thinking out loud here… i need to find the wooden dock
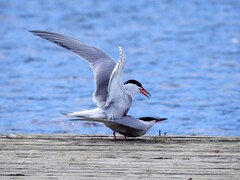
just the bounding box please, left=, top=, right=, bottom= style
left=0, top=134, right=239, bottom=179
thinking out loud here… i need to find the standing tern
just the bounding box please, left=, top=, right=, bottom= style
left=30, top=30, right=151, bottom=120
left=70, top=116, right=167, bottom=138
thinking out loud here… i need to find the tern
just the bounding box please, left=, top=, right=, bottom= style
left=70, top=116, right=167, bottom=138
left=30, top=30, right=151, bottom=120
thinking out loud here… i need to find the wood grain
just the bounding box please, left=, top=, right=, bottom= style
left=0, top=135, right=239, bottom=179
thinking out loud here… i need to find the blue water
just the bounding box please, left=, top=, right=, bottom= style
left=0, top=0, right=239, bottom=136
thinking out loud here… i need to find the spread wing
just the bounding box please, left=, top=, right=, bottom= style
left=105, top=46, right=127, bottom=107
left=30, top=30, right=116, bottom=107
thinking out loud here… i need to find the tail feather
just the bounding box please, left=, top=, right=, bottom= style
left=65, top=108, right=106, bottom=120
left=69, top=117, right=110, bottom=124
left=57, top=101, right=86, bottom=111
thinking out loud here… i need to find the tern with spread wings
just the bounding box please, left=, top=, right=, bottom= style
left=30, top=31, right=151, bottom=120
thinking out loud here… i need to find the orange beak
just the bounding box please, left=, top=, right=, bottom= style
left=139, top=88, right=151, bottom=98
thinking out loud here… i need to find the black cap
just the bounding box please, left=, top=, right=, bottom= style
left=124, top=79, right=143, bottom=88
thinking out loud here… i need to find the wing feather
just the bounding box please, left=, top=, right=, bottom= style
left=30, top=30, right=116, bottom=106
left=105, top=46, right=127, bottom=106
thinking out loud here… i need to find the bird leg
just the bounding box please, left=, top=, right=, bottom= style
left=113, top=132, right=117, bottom=140
left=113, top=132, right=127, bottom=140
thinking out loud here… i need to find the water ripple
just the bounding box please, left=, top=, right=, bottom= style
left=0, top=0, right=239, bottom=136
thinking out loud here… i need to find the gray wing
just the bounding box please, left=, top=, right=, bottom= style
left=105, top=46, right=127, bottom=106
left=69, top=116, right=145, bottom=131
left=115, top=116, right=146, bottom=131
left=30, top=30, right=116, bottom=107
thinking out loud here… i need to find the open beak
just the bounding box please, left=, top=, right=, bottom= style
left=139, top=88, right=151, bottom=98
left=155, top=118, right=168, bottom=122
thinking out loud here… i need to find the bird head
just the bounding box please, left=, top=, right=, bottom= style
left=124, top=80, right=151, bottom=98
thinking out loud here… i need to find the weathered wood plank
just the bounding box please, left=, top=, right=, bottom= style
left=0, top=135, right=239, bottom=179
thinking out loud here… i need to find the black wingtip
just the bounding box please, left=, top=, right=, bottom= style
left=29, top=30, right=42, bottom=36
left=29, top=30, right=38, bottom=34
left=29, top=30, right=45, bottom=35
left=61, top=112, right=69, bottom=116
